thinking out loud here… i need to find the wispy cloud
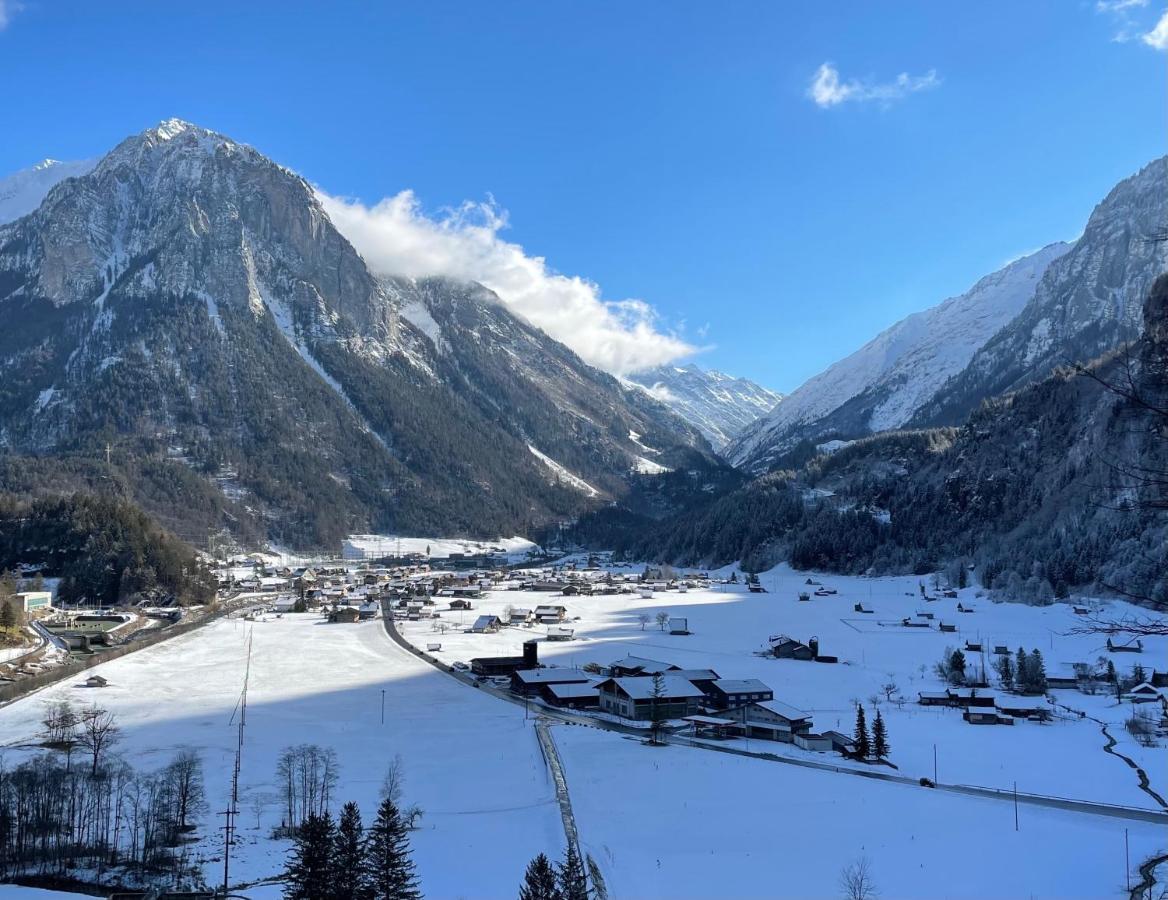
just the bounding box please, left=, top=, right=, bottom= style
left=0, top=1, right=19, bottom=30
left=1143, top=8, right=1168, bottom=47
left=317, top=190, right=694, bottom=376
left=807, top=62, right=940, bottom=109
left=1094, top=0, right=1168, bottom=45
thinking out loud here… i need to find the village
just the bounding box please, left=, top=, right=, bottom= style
left=1, top=541, right=1166, bottom=899
left=196, top=546, right=1168, bottom=804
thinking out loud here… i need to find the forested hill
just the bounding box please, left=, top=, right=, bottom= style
left=0, top=493, right=217, bottom=607
left=614, top=276, right=1168, bottom=605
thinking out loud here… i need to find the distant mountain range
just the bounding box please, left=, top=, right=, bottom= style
left=0, top=158, right=94, bottom=225
left=728, top=157, right=1167, bottom=473
left=625, top=363, right=782, bottom=449
left=0, top=120, right=723, bottom=549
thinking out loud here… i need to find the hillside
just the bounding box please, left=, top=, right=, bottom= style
left=731, top=157, right=1167, bottom=473
left=0, top=121, right=718, bottom=549
left=621, top=276, right=1168, bottom=603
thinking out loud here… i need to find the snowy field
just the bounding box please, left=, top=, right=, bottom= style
left=0, top=615, right=564, bottom=898
left=557, top=726, right=1163, bottom=900
left=399, top=563, right=1168, bottom=807
left=1, top=562, right=1165, bottom=898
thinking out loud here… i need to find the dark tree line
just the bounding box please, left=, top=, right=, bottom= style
left=282, top=798, right=421, bottom=900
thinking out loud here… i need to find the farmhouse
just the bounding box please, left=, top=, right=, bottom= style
left=704, top=678, right=774, bottom=710
left=543, top=681, right=601, bottom=709
left=608, top=656, right=681, bottom=677
left=510, top=668, right=590, bottom=697
left=328, top=606, right=361, bottom=623
left=596, top=676, right=704, bottom=720
left=713, top=699, right=813, bottom=743
left=534, top=605, right=568, bottom=623
left=769, top=636, right=814, bottom=660
left=470, top=641, right=539, bottom=677
left=964, top=707, right=1010, bottom=726
left=448, top=598, right=474, bottom=611
left=471, top=615, right=502, bottom=634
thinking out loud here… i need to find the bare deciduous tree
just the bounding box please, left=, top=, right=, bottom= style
left=839, top=855, right=879, bottom=900
left=77, top=706, right=120, bottom=776
left=655, top=610, right=670, bottom=631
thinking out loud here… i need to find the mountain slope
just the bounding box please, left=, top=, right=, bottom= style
left=0, top=159, right=95, bottom=225
left=625, top=276, right=1168, bottom=603
left=912, top=156, right=1168, bottom=427
left=625, top=363, right=783, bottom=449
left=0, top=120, right=714, bottom=548
left=727, top=242, right=1071, bottom=472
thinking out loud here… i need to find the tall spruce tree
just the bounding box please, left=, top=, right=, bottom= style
left=519, top=852, right=562, bottom=900
left=1015, top=648, right=1030, bottom=692
left=853, top=705, right=870, bottom=759
left=994, top=653, right=1014, bottom=691
left=557, top=844, right=589, bottom=900
left=1027, top=649, right=1047, bottom=693
left=331, top=801, right=369, bottom=900
left=364, top=798, right=422, bottom=900
left=283, top=811, right=336, bottom=900
left=871, top=709, right=889, bottom=760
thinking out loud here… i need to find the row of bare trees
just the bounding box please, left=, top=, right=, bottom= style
left=0, top=715, right=206, bottom=883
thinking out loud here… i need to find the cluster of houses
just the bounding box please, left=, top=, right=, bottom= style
left=490, top=649, right=851, bottom=754
left=918, top=687, right=1053, bottom=725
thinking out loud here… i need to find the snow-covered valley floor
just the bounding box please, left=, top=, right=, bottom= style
left=1, top=563, right=1165, bottom=898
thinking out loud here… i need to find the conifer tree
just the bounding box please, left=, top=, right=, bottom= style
left=557, top=844, right=589, bottom=900
left=871, top=709, right=889, bottom=761
left=284, top=811, right=336, bottom=900
left=519, top=853, right=562, bottom=900
left=0, top=599, right=14, bottom=632
left=1132, top=663, right=1147, bottom=686
left=948, top=649, right=966, bottom=684
left=331, top=801, right=369, bottom=900
left=1027, top=649, right=1047, bottom=693
left=853, top=705, right=870, bottom=759
left=1015, top=648, right=1030, bottom=692
left=994, top=652, right=1014, bottom=690
left=364, top=798, right=422, bottom=900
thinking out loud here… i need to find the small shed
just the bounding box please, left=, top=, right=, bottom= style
left=85, top=674, right=108, bottom=688
left=793, top=732, right=833, bottom=751
left=668, top=617, right=690, bottom=635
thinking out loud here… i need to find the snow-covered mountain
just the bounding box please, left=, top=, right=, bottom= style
left=0, top=158, right=94, bottom=225
left=727, top=242, right=1071, bottom=471
left=626, top=363, right=783, bottom=449
left=912, top=156, right=1168, bottom=427
left=0, top=120, right=717, bottom=548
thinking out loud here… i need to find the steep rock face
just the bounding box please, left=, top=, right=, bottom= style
left=727, top=242, right=1070, bottom=471
left=0, top=121, right=715, bottom=547
left=383, top=275, right=719, bottom=496
left=625, top=363, right=783, bottom=449
left=913, top=157, right=1168, bottom=427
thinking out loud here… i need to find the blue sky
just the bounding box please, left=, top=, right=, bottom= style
left=0, top=0, right=1164, bottom=389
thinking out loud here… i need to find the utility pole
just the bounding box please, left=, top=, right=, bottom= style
left=381, top=689, right=386, bottom=726
left=1013, top=781, right=1018, bottom=831
left=1125, top=828, right=1130, bottom=893
left=933, top=743, right=938, bottom=783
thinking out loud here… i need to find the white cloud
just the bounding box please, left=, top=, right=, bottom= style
left=317, top=190, right=694, bottom=376
left=0, top=1, right=16, bottom=30
left=1096, top=0, right=1147, bottom=11
left=807, top=62, right=940, bottom=109
left=1143, top=8, right=1168, bottom=47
